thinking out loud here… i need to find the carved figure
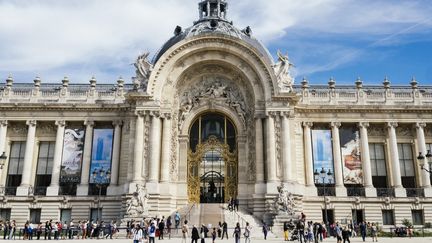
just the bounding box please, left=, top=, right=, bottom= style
left=272, top=184, right=296, bottom=215
left=133, top=52, right=153, bottom=91
left=126, top=184, right=149, bottom=217
left=273, top=50, right=294, bottom=92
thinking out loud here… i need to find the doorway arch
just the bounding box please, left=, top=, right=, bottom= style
left=187, top=113, right=238, bottom=203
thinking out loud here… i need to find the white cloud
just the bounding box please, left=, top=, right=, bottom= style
left=0, top=0, right=430, bottom=83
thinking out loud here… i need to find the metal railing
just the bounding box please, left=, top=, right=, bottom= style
left=406, top=188, right=425, bottom=197
left=317, top=187, right=336, bottom=196
left=184, top=203, right=196, bottom=222
left=4, top=187, right=17, bottom=196
left=347, top=187, right=366, bottom=197
left=59, top=185, right=77, bottom=196
left=376, top=188, right=395, bottom=197
left=33, top=187, right=47, bottom=196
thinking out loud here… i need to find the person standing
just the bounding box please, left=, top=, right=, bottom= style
left=200, top=224, right=207, bottom=243
left=244, top=222, right=251, bottom=243
left=191, top=225, right=200, bottom=243
left=342, top=226, right=350, bottom=243
left=359, top=221, right=366, bottom=242
left=283, top=221, right=289, bottom=241
left=166, top=216, right=172, bottom=239
left=297, top=220, right=305, bottom=243
left=36, top=222, right=42, bottom=240
left=233, top=222, right=241, bottom=243
left=211, top=228, right=217, bottom=243
left=181, top=220, right=189, bottom=243
left=132, top=224, right=143, bottom=243
left=222, top=221, right=228, bottom=239
left=371, top=223, right=378, bottom=242
left=158, top=217, right=165, bottom=240
left=262, top=222, right=269, bottom=240
left=148, top=222, right=156, bottom=243
left=234, top=198, right=239, bottom=212
left=335, top=224, right=342, bottom=243
left=3, top=221, right=9, bottom=239
left=9, top=220, right=16, bottom=240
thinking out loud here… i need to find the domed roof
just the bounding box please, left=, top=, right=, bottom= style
left=152, top=0, right=273, bottom=65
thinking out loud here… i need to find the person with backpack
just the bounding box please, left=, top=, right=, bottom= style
left=148, top=222, right=156, bottom=243
left=181, top=220, right=189, bottom=243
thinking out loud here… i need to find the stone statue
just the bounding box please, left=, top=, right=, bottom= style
left=273, top=50, right=294, bottom=92
left=126, top=184, right=149, bottom=217
left=272, top=183, right=296, bottom=215
left=133, top=52, right=153, bottom=91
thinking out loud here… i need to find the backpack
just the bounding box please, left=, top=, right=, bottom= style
left=150, top=226, right=155, bottom=234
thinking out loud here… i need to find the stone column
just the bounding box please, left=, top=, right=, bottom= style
left=358, top=122, right=376, bottom=197
left=160, top=113, right=172, bottom=184
left=303, top=122, right=316, bottom=192
left=17, top=120, right=37, bottom=196
left=133, top=112, right=145, bottom=183
left=107, top=120, right=122, bottom=195
left=331, top=122, right=347, bottom=196
left=415, top=123, right=432, bottom=196
left=281, top=112, right=293, bottom=183
left=0, top=120, right=8, bottom=188
left=148, top=111, right=162, bottom=186
left=266, top=113, right=277, bottom=183
left=387, top=122, right=406, bottom=197
left=255, top=117, right=265, bottom=184
left=77, top=120, right=94, bottom=196
left=46, top=120, right=66, bottom=196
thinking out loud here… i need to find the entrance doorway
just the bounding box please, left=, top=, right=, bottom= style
left=352, top=209, right=364, bottom=224
left=187, top=113, right=237, bottom=203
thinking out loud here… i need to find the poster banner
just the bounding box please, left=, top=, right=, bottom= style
left=60, top=128, right=85, bottom=183
left=89, top=129, right=114, bottom=184
left=311, top=130, right=335, bottom=183
left=340, top=126, right=363, bottom=184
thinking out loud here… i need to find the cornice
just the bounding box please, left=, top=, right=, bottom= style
left=294, top=105, right=432, bottom=114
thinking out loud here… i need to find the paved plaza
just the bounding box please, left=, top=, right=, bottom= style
left=1, top=238, right=432, bottom=243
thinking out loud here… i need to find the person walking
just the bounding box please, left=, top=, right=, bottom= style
left=244, top=222, right=251, bottom=243
left=36, top=222, right=42, bottom=240
left=342, top=226, right=350, bottom=243
left=181, top=220, right=189, bottom=243
left=191, top=225, right=200, bottom=243
left=9, top=220, right=16, bottom=240
left=175, top=211, right=181, bottom=229
left=335, top=224, right=342, bottom=243
left=158, top=217, right=165, bottom=240
left=132, top=224, right=143, bottom=243
left=211, top=228, right=217, bottom=243
left=200, top=224, right=207, bottom=243
left=166, top=216, right=172, bottom=239
left=297, top=220, right=305, bottom=243
left=233, top=222, right=241, bottom=243
left=283, top=221, right=289, bottom=241
left=359, top=221, right=366, bottom=242
left=222, top=221, right=228, bottom=239
left=371, top=223, right=378, bottom=242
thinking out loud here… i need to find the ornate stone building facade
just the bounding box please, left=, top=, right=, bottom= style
left=0, top=0, right=431, bottom=228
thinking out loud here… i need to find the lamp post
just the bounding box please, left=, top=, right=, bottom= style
left=314, top=167, right=333, bottom=226
left=0, top=152, right=7, bottom=169
left=417, top=150, right=432, bottom=174
left=92, top=168, right=111, bottom=221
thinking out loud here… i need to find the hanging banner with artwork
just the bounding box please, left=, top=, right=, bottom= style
left=311, top=130, right=335, bottom=183
left=339, top=126, right=363, bottom=184
left=60, top=128, right=85, bottom=183
left=89, top=128, right=114, bottom=184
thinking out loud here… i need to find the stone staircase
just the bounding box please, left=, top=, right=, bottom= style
left=198, top=203, right=225, bottom=228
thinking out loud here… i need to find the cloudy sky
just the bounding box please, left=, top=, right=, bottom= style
left=0, top=0, right=431, bottom=86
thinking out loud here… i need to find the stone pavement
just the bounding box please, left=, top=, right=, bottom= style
left=2, top=237, right=432, bottom=243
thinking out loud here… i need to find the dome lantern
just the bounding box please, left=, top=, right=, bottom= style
left=198, top=0, right=228, bottom=21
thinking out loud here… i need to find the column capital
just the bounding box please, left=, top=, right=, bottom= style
left=387, top=122, right=398, bottom=128
left=302, top=122, right=313, bottom=128
left=254, top=114, right=266, bottom=120
left=84, top=120, right=95, bottom=127
left=281, top=110, right=294, bottom=118
left=112, top=120, right=123, bottom=127
left=26, top=120, right=37, bottom=127
left=266, top=111, right=278, bottom=118
left=0, top=120, right=8, bottom=127
left=150, top=111, right=160, bottom=118
left=415, top=122, right=427, bottom=129
left=55, top=120, right=66, bottom=127
left=161, top=113, right=172, bottom=120
left=358, top=122, right=370, bottom=129
left=330, top=122, right=341, bottom=128
left=135, top=110, right=148, bottom=117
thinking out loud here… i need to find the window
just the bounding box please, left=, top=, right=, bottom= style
left=370, top=143, right=388, bottom=188
left=382, top=210, right=395, bottom=225
left=35, top=142, right=55, bottom=187
left=322, top=209, right=334, bottom=224
left=0, top=209, right=11, bottom=221
left=60, top=209, right=72, bottom=223
left=412, top=210, right=424, bottom=225
left=6, top=142, right=26, bottom=189
left=29, top=209, right=41, bottom=224
left=398, top=144, right=416, bottom=188
left=90, top=208, right=102, bottom=221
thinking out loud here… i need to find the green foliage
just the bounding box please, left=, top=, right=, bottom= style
left=402, top=218, right=413, bottom=227
left=424, top=222, right=432, bottom=228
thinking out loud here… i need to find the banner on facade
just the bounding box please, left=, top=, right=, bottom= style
left=60, top=128, right=85, bottom=183
left=89, top=129, right=114, bottom=184
left=311, top=130, right=335, bottom=183
left=339, top=126, right=363, bottom=184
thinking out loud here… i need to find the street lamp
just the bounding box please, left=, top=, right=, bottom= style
left=0, top=152, right=7, bottom=169
left=314, top=167, right=333, bottom=226
left=417, top=150, right=432, bottom=174
left=92, top=168, right=111, bottom=221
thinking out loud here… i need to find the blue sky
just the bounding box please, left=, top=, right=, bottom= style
left=0, top=0, right=431, bottom=86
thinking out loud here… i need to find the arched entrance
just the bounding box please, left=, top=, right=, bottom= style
left=187, top=113, right=238, bottom=203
